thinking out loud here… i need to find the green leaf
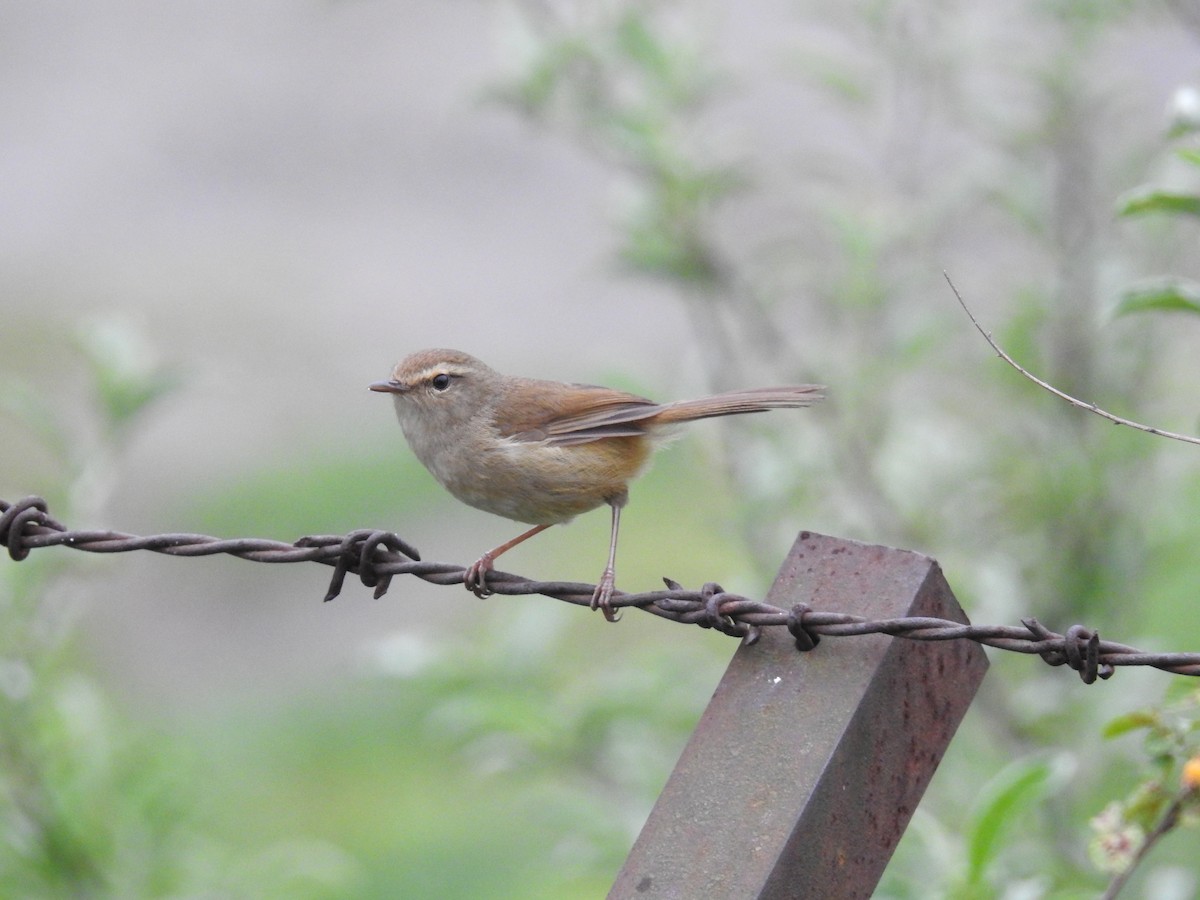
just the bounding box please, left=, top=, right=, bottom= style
left=616, top=12, right=672, bottom=82
left=1117, top=189, right=1200, bottom=218
left=1164, top=679, right=1200, bottom=706
left=74, top=318, right=182, bottom=436
left=1177, top=148, right=1200, bottom=168
left=964, top=758, right=1054, bottom=885
left=1123, top=780, right=1172, bottom=832
left=1103, top=710, right=1161, bottom=739
left=1114, top=279, right=1200, bottom=317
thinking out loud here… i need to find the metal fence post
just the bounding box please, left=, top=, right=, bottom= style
left=609, top=531, right=989, bottom=899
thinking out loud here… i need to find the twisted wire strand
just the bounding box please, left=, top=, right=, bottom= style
left=4, top=496, right=1198, bottom=683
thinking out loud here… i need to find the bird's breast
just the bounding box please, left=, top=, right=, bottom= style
left=438, top=435, right=653, bottom=525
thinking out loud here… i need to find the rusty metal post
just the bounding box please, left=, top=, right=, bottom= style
left=609, top=532, right=989, bottom=900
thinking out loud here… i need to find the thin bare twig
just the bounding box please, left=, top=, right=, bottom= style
left=944, top=272, right=1200, bottom=447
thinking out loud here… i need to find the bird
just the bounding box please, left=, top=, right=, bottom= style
left=370, top=349, right=823, bottom=621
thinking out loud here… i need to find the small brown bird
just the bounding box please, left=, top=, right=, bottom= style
left=371, top=349, right=823, bottom=621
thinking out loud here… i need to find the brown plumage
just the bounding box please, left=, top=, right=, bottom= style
left=371, top=349, right=823, bottom=620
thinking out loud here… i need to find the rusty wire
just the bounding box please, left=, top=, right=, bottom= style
left=3, top=495, right=1198, bottom=683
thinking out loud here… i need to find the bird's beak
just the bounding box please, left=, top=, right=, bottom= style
left=369, top=380, right=408, bottom=394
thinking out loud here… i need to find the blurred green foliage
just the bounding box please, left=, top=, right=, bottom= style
left=0, top=322, right=351, bottom=897
left=1087, top=683, right=1200, bottom=887
left=183, top=605, right=725, bottom=898
left=1117, top=116, right=1200, bottom=320
left=495, top=5, right=738, bottom=290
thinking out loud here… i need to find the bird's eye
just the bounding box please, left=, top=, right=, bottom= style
left=431, top=373, right=452, bottom=391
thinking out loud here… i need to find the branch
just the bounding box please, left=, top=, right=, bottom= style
left=1100, top=787, right=1192, bottom=900
left=944, top=272, right=1200, bottom=447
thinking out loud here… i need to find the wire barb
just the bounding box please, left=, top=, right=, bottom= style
left=3, top=495, right=1198, bottom=682
left=788, top=604, right=821, bottom=651
left=294, top=529, right=422, bottom=602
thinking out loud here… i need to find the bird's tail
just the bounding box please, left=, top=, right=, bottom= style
left=653, top=385, right=825, bottom=424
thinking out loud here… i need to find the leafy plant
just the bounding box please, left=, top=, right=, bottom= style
left=1090, top=685, right=1200, bottom=895
left=1116, top=87, right=1200, bottom=319
left=0, top=320, right=350, bottom=898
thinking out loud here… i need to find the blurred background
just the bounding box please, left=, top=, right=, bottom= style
left=3, top=0, right=1200, bottom=896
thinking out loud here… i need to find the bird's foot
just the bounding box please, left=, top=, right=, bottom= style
left=464, top=553, right=495, bottom=599
left=590, top=566, right=620, bottom=622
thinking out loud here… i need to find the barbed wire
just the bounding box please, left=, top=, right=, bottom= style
left=4, top=495, right=1198, bottom=684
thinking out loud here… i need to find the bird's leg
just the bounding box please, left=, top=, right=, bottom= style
left=465, top=523, right=552, bottom=598
left=591, top=501, right=623, bottom=622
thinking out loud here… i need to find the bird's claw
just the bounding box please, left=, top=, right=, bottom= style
left=464, top=554, right=495, bottom=599
left=590, top=567, right=620, bottom=622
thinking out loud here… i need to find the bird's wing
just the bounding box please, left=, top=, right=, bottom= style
left=500, top=382, right=662, bottom=446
